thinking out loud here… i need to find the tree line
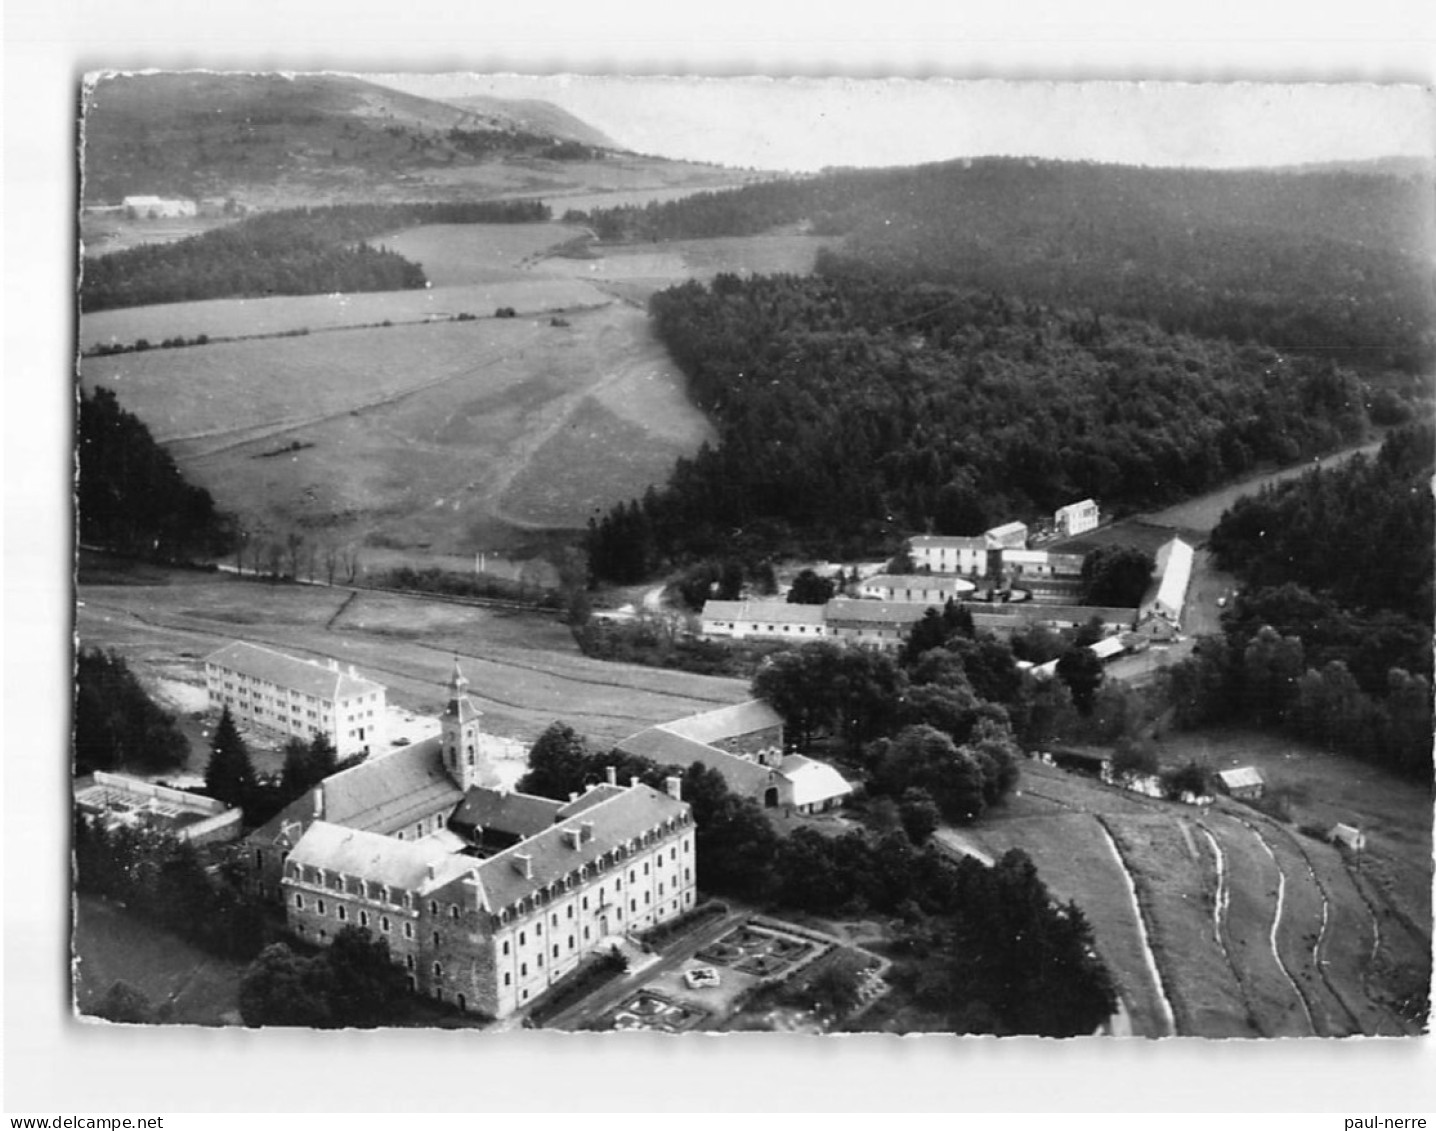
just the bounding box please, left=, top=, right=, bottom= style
left=587, top=268, right=1371, bottom=582
left=78, top=385, right=236, bottom=561
left=1164, top=425, right=1434, bottom=779
left=80, top=199, right=550, bottom=312
left=579, top=157, right=1436, bottom=375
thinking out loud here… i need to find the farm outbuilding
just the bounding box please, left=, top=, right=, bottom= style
left=1328, top=823, right=1367, bottom=853
left=1215, top=766, right=1265, bottom=801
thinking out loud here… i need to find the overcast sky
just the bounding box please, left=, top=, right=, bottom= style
left=372, top=73, right=1435, bottom=172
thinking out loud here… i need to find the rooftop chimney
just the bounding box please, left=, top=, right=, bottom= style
left=563, top=828, right=582, bottom=850
left=580, top=821, right=595, bottom=844
left=311, top=786, right=324, bottom=820
left=513, top=853, right=533, bottom=879
left=605, top=765, right=617, bottom=786
left=629, top=775, right=639, bottom=789
left=427, top=862, right=437, bottom=881
left=665, top=776, right=682, bottom=803
left=568, top=791, right=580, bottom=803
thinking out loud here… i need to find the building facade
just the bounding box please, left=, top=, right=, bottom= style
left=247, top=661, right=695, bottom=1019
left=205, top=641, right=386, bottom=758
left=908, top=535, right=988, bottom=576
left=1054, top=499, right=1100, bottom=537
left=699, top=599, right=829, bottom=642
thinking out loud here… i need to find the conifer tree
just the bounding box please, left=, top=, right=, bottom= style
left=205, top=705, right=256, bottom=810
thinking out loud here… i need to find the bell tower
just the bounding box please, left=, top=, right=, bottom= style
left=441, top=658, right=496, bottom=790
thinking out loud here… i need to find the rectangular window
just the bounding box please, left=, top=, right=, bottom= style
left=338, top=906, right=347, bottom=921
left=503, top=940, right=510, bottom=956
left=317, top=899, right=326, bottom=916
left=294, top=894, right=304, bottom=910
left=505, top=973, right=512, bottom=986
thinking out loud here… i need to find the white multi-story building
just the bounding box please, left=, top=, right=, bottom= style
left=204, top=641, right=386, bottom=758
left=908, top=535, right=988, bottom=576
left=1054, top=499, right=1100, bottom=537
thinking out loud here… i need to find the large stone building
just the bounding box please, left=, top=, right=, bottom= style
left=205, top=641, right=386, bottom=759
left=244, top=662, right=695, bottom=1019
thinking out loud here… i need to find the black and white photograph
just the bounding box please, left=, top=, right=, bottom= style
left=8, top=0, right=1436, bottom=1115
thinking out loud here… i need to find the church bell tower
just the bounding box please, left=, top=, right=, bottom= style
left=442, top=658, right=496, bottom=790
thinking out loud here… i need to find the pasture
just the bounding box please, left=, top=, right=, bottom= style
left=81, top=302, right=713, bottom=553
left=76, top=569, right=750, bottom=748
left=377, top=222, right=586, bottom=284
left=79, top=276, right=609, bottom=350
left=961, top=750, right=1429, bottom=1037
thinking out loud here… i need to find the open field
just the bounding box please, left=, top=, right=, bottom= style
left=1159, top=728, right=1432, bottom=946
left=76, top=568, right=750, bottom=748
left=961, top=749, right=1430, bottom=1037
left=82, top=301, right=714, bottom=553
left=79, top=276, right=609, bottom=349
left=375, top=222, right=589, bottom=283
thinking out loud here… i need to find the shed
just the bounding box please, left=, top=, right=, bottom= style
left=1328, top=823, right=1367, bottom=853
left=1215, top=766, right=1265, bottom=800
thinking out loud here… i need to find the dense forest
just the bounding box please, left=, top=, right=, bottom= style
left=1167, top=424, right=1434, bottom=779
left=587, top=268, right=1371, bottom=581
left=578, top=157, right=1436, bottom=375
left=74, top=648, right=189, bottom=775
left=78, top=385, right=235, bottom=560
left=80, top=199, right=549, bottom=312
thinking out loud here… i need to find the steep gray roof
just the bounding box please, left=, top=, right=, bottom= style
left=660, top=700, right=783, bottom=745
left=288, top=821, right=465, bottom=892
left=824, top=599, right=929, bottom=626
left=1217, top=767, right=1264, bottom=790
left=615, top=727, right=773, bottom=795
left=319, top=737, right=464, bottom=835
left=449, top=787, right=562, bottom=839
left=205, top=641, right=384, bottom=701
left=474, top=784, right=690, bottom=912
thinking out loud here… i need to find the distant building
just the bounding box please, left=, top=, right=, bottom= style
left=908, top=534, right=987, bottom=576
left=984, top=521, right=1029, bottom=551
left=999, top=549, right=1087, bottom=580
left=824, top=599, right=928, bottom=652
left=1054, top=499, right=1100, bottom=537
left=699, top=599, right=828, bottom=643
left=858, top=574, right=975, bottom=604
left=246, top=661, right=696, bottom=1019
left=122, top=195, right=197, bottom=218
left=616, top=700, right=852, bottom=814
left=1328, top=823, right=1367, bottom=853
left=1215, top=766, right=1265, bottom=801
left=1139, top=537, right=1195, bottom=637
left=75, top=771, right=242, bottom=846
left=204, top=641, right=386, bottom=758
